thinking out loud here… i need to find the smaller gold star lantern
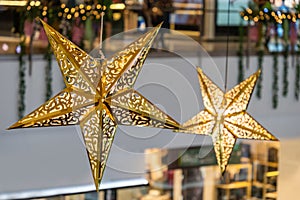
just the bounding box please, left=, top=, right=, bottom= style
left=178, top=68, right=278, bottom=173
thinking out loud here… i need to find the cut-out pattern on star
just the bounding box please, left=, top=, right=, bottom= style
left=8, top=20, right=180, bottom=190
left=177, top=68, right=278, bottom=173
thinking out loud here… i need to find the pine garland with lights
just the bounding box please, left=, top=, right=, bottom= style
left=237, top=21, right=244, bottom=83
left=45, top=44, right=52, bottom=101
left=282, top=45, right=289, bottom=97
left=272, top=52, right=279, bottom=108
left=256, top=50, right=264, bottom=99
left=295, top=53, right=300, bottom=100
left=240, top=1, right=300, bottom=107
left=18, top=10, right=26, bottom=119
left=18, top=43, right=26, bottom=119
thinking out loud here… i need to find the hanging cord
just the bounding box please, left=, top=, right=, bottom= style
left=99, top=11, right=106, bottom=60
left=224, top=0, right=231, bottom=92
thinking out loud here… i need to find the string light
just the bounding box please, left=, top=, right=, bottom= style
left=241, top=7, right=300, bottom=24
left=35, top=1, right=40, bottom=7
left=24, top=2, right=121, bottom=21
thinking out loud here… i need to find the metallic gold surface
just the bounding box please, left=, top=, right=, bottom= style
left=179, top=68, right=278, bottom=173
left=8, top=20, right=180, bottom=190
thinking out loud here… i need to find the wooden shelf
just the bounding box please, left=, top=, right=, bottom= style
left=253, top=181, right=276, bottom=190
left=216, top=181, right=251, bottom=189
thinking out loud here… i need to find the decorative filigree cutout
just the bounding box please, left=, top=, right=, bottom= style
left=178, top=68, right=278, bottom=173
left=9, top=20, right=179, bottom=190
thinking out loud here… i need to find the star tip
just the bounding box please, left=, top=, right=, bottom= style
left=256, top=69, right=262, bottom=75
left=220, top=168, right=226, bottom=176
left=196, top=67, right=203, bottom=74
left=95, top=185, right=99, bottom=192
left=39, top=18, right=46, bottom=25
left=153, top=22, right=163, bottom=31
left=7, top=123, right=20, bottom=130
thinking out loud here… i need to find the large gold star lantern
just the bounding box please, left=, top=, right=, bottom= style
left=8, top=20, right=180, bottom=190
left=178, top=68, right=278, bottom=173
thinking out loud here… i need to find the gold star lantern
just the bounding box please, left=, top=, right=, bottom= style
left=8, top=20, right=180, bottom=190
left=178, top=68, right=278, bottom=173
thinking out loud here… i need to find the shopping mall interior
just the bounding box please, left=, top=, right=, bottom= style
left=0, top=0, right=300, bottom=199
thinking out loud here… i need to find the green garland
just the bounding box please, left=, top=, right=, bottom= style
left=272, top=53, right=279, bottom=108
left=18, top=42, right=26, bottom=119
left=17, top=9, right=26, bottom=119
left=282, top=45, right=289, bottom=97
left=256, top=50, right=264, bottom=99
left=295, top=53, right=300, bottom=100
left=237, top=21, right=244, bottom=83
left=45, top=44, right=52, bottom=101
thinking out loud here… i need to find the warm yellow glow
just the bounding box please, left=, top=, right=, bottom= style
left=67, top=14, right=71, bottom=19
left=86, top=5, right=91, bottom=10
left=110, top=3, right=125, bottom=10
left=82, top=16, right=86, bottom=20
left=74, top=12, right=79, bottom=18
left=113, top=13, right=122, bottom=21
left=71, top=8, right=75, bottom=13
left=43, top=6, right=47, bottom=10
left=243, top=16, right=249, bottom=21
left=42, top=11, right=47, bottom=16
left=246, top=8, right=252, bottom=14
left=96, top=4, right=101, bottom=9
left=0, top=0, right=27, bottom=6
left=64, top=8, right=69, bottom=13
left=27, top=6, right=31, bottom=10
left=254, top=17, right=259, bottom=22
left=79, top=4, right=84, bottom=9
left=58, top=12, right=62, bottom=17
left=80, top=9, right=85, bottom=14
left=29, top=1, right=34, bottom=6
left=35, top=1, right=40, bottom=7
left=61, top=3, right=65, bottom=9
